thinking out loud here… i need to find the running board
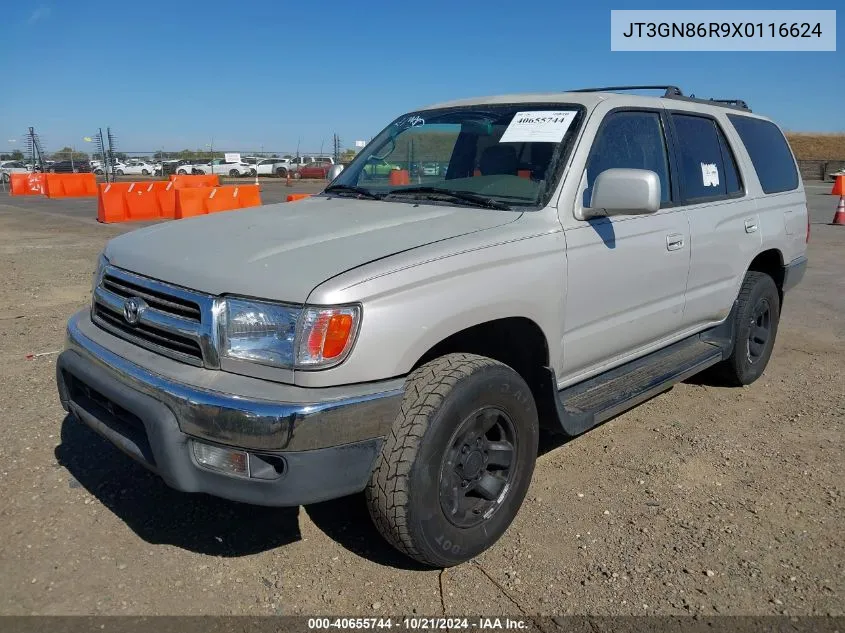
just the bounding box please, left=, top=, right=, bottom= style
left=555, top=337, right=726, bottom=436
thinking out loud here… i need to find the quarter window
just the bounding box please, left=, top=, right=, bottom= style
left=727, top=114, right=799, bottom=194
left=585, top=111, right=672, bottom=206
left=671, top=114, right=742, bottom=201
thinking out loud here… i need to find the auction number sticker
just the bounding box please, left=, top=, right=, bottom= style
left=499, top=111, right=578, bottom=143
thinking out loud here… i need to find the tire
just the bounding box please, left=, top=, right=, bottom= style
left=177, top=169, right=187, bottom=175
left=142, top=169, right=149, bottom=175
left=229, top=169, right=239, bottom=177
left=367, top=353, right=539, bottom=567
left=715, top=271, right=781, bottom=386
left=276, top=167, right=288, bottom=178
left=116, top=169, right=124, bottom=176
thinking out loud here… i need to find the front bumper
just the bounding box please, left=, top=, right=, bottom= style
left=56, top=311, right=404, bottom=506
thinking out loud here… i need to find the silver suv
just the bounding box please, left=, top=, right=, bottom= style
left=56, top=85, right=808, bottom=567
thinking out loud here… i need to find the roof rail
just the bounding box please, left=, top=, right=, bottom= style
left=707, top=98, right=751, bottom=110
left=570, top=85, right=682, bottom=98
left=568, top=85, right=752, bottom=112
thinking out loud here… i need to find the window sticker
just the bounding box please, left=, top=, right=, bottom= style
left=396, top=115, right=425, bottom=128
left=701, top=162, right=720, bottom=187
left=499, top=111, right=578, bottom=143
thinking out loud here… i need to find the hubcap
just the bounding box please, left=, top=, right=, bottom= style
left=746, top=297, right=771, bottom=363
left=439, top=407, right=517, bottom=528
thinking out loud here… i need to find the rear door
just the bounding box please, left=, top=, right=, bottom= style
left=726, top=114, right=806, bottom=267
left=561, top=108, right=691, bottom=382
left=668, top=110, right=761, bottom=330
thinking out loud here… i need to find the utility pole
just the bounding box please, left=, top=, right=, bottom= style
left=332, top=133, right=341, bottom=163
left=107, top=127, right=117, bottom=181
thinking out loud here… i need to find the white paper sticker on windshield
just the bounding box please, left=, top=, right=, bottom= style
left=701, top=162, right=720, bottom=187
left=499, top=111, right=578, bottom=143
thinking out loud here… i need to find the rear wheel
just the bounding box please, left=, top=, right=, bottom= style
left=229, top=169, right=239, bottom=177
left=367, top=353, right=538, bottom=567
left=715, top=271, right=780, bottom=386
left=177, top=169, right=187, bottom=175
left=142, top=169, right=150, bottom=175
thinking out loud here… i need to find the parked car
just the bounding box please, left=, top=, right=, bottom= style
left=297, top=161, right=334, bottom=179
left=289, top=155, right=335, bottom=172
left=173, top=160, right=207, bottom=175
left=422, top=162, right=440, bottom=176
left=254, top=158, right=294, bottom=177
left=46, top=161, right=91, bottom=173
left=93, top=162, right=125, bottom=175
left=194, top=159, right=254, bottom=177
left=0, top=160, right=29, bottom=182
left=120, top=161, right=156, bottom=176
left=55, top=85, right=808, bottom=568
left=360, top=158, right=401, bottom=179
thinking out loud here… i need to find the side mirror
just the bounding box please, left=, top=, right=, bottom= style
left=327, top=164, right=345, bottom=182
left=583, top=168, right=661, bottom=218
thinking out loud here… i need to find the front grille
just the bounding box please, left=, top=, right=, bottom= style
left=102, top=273, right=201, bottom=322
left=91, top=266, right=216, bottom=367
left=94, top=303, right=203, bottom=360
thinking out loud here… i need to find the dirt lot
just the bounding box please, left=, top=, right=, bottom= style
left=0, top=182, right=842, bottom=617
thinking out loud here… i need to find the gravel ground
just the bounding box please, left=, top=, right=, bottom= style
left=0, top=182, right=842, bottom=617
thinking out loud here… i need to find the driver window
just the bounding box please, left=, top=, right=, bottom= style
left=584, top=111, right=671, bottom=207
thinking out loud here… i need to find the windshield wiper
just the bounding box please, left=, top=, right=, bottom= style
left=383, top=186, right=510, bottom=210
left=323, top=184, right=383, bottom=200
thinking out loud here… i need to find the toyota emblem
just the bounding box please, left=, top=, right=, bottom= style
left=122, top=297, right=147, bottom=325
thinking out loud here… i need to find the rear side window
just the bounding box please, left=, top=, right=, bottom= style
left=727, top=115, right=798, bottom=194
left=671, top=114, right=742, bottom=201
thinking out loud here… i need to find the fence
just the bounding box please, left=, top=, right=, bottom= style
left=796, top=159, right=845, bottom=181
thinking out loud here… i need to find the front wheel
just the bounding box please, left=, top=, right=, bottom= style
left=116, top=169, right=124, bottom=176
left=715, top=271, right=781, bottom=386
left=142, top=169, right=150, bottom=175
left=229, top=169, right=239, bottom=177
left=276, top=167, right=288, bottom=178
left=367, top=353, right=539, bottom=567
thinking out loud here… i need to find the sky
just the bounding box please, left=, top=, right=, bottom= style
left=0, top=0, right=842, bottom=155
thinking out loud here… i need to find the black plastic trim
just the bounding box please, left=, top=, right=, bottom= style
left=782, top=255, right=808, bottom=293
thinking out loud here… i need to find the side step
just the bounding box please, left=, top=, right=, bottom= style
left=556, top=337, right=726, bottom=436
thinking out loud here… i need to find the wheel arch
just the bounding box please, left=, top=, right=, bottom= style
left=411, top=317, right=560, bottom=432
left=747, top=248, right=786, bottom=304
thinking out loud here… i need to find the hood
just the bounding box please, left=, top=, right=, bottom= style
left=104, top=196, right=521, bottom=302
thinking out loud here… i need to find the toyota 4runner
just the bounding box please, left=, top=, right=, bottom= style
left=56, top=85, right=808, bottom=567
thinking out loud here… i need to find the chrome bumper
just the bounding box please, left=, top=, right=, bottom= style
left=60, top=310, right=404, bottom=451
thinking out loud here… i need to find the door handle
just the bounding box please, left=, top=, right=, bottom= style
left=744, top=218, right=758, bottom=233
left=666, top=233, right=685, bottom=251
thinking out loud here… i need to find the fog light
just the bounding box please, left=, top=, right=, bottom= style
left=192, top=440, right=250, bottom=478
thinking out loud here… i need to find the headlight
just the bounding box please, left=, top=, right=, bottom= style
left=218, top=298, right=361, bottom=370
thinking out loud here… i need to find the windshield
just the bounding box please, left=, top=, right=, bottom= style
left=330, top=104, right=584, bottom=208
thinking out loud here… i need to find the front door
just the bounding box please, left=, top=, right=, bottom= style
left=561, top=109, right=691, bottom=384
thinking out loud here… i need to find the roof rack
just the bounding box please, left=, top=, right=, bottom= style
left=569, top=85, right=751, bottom=112
left=570, top=85, right=682, bottom=98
